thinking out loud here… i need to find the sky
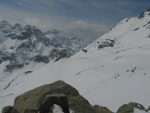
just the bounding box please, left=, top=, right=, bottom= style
left=0, top=0, right=150, bottom=40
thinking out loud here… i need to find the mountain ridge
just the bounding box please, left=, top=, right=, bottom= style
left=0, top=20, right=88, bottom=72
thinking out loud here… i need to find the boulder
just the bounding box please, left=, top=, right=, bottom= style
left=2, top=106, right=18, bottom=113
left=117, top=102, right=145, bottom=113
left=14, top=80, right=96, bottom=113
left=23, top=94, right=69, bottom=113
left=93, top=105, right=112, bottom=113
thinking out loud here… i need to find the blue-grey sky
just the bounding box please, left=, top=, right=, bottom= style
left=0, top=0, right=150, bottom=40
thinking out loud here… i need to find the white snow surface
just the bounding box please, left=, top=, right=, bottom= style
left=53, top=104, right=64, bottom=113
left=0, top=11, right=150, bottom=112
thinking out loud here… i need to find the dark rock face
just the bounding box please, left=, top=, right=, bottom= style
left=0, top=51, right=11, bottom=62
left=117, top=102, right=146, bottom=113
left=138, top=11, right=145, bottom=19
left=24, top=71, right=32, bottom=74
left=98, top=39, right=115, bottom=49
left=93, top=105, right=112, bottom=113
left=147, top=106, right=150, bottom=111
left=54, top=49, right=72, bottom=61
left=5, top=64, right=24, bottom=72
left=34, top=55, right=49, bottom=63
left=49, top=49, right=72, bottom=62
left=2, top=106, right=18, bottom=113
left=138, top=8, right=150, bottom=19
left=39, top=94, right=69, bottom=113
left=14, top=80, right=96, bottom=113
left=82, top=49, right=87, bottom=53
left=24, top=94, right=69, bottom=113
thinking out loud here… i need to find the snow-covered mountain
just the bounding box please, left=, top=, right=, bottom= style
left=1, top=8, right=150, bottom=112
left=0, top=21, right=87, bottom=72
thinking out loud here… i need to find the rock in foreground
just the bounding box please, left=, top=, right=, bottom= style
left=93, top=105, right=112, bottom=113
left=2, top=106, right=18, bottom=113
left=2, top=81, right=148, bottom=113
left=117, top=102, right=146, bottom=113
left=14, top=80, right=96, bottom=113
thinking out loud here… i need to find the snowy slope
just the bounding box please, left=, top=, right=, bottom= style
left=1, top=9, right=150, bottom=112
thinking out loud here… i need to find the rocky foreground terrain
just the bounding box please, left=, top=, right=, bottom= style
left=1, top=81, right=150, bottom=113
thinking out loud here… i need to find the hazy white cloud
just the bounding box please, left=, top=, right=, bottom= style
left=0, top=3, right=111, bottom=40
left=59, top=20, right=110, bottom=40
left=0, top=0, right=149, bottom=40
left=69, top=20, right=108, bottom=33
left=23, top=17, right=110, bottom=40
left=17, top=2, right=24, bottom=6
left=24, top=18, right=41, bottom=26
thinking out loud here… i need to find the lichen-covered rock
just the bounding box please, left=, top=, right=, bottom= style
left=39, top=94, right=69, bottom=113
left=93, top=105, right=112, bottom=113
left=117, top=102, right=145, bottom=113
left=2, top=106, right=18, bottom=113
left=14, top=80, right=96, bottom=113
left=23, top=94, right=69, bottom=113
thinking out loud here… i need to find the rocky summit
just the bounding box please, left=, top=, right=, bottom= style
left=12, top=80, right=99, bottom=113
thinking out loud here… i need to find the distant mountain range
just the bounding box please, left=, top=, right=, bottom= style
left=0, top=20, right=88, bottom=72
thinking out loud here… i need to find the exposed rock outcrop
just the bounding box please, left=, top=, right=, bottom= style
left=93, top=105, right=112, bottom=113
left=117, top=102, right=146, bottom=113
left=2, top=106, right=18, bottom=113
left=14, top=80, right=96, bottom=113
left=39, top=94, right=69, bottom=113
left=2, top=81, right=149, bottom=113
left=97, top=39, right=115, bottom=49
left=24, top=94, right=69, bottom=113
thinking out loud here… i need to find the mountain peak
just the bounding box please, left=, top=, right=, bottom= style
left=24, top=25, right=39, bottom=32
left=23, top=25, right=44, bottom=39
left=138, top=8, right=150, bottom=19
left=24, top=25, right=36, bottom=29
left=145, top=8, right=150, bottom=12
left=0, top=20, right=89, bottom=72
